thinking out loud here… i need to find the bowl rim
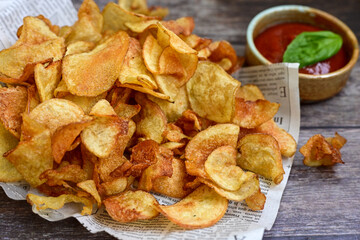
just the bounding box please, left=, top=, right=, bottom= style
left=246, top=4, right=359, bottom=79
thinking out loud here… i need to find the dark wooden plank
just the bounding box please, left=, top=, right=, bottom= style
left=1, top=0, right=360, bottom=239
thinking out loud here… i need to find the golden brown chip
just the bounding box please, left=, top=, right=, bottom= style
left=34, top=61, right=62, bottom=102
left=300, top=133, right=345, bottom=167
left=62, top=31, right=129, bottom=97
left=62, top=93, right=108, bottom=114
left=237, top=133, right=284, bottom=184
left=185, top=124, right=239, bottom=178
left=29, top=98, right=87, bottom=135
left=0, top=123, right=22, bottom=182
left=134, top=93, right=167, bottom=143
left=245, top=190, right=266, bottom=211
left=326, top=132, right=347, bottom=150
left=232, top=97, right=280, bottom=129
left=99, top=177, right=128, bottom=196
left=113, top=102, right=141, bottom=119
left=66, top=0, right=103, bottom=44
left=199, top=171, right=260, bottom=202
left=142, top=34, right=163, bottom=74
left=65, top=41, right=95, bottom=56
left=52, top=120, right=92, bottom=164
left=118, top=0, right=168, bottom=18
left=157, top=185, right=228, bottom=229
left=161, top=17, right=195, bottom=36
left=89, top=99, right=117, bottom=116
left=152, top=158, right=194, bottom=198
left=205, top=146, right=247, bottom=191
left=206, top=41, right=241, bottom=74
left=104, top=190, right=159, bottom=222
left=0, top=86, right=28, bottom=138
left=4, top=115, right=53, bottom=187
left=117, top=83, right=170, bottom=100
left=27, top=193, right=93, bottom=215
left=186, top=61, right=240, bottom=123
left=40, top=163, right=88, bottom=186
left=77, top=180, right=102, bottom=207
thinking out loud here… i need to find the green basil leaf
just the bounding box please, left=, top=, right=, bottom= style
left=283, top=31, right=343, bottom=68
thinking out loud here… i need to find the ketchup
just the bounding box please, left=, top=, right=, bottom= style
left=254, top=23, right=348, bottom=75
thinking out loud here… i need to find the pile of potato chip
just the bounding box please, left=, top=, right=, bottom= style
left=0, top=0, right=297, bottom=229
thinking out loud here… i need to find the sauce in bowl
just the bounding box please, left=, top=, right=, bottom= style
left=254, top=23, right=348, bottom=75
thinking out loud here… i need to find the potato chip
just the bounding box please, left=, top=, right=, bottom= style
left=81, top=116, right=129, bottom=158
left=34, top=61, right=62, bottom=102
left=29, top=98, right=87, bottom=135
left=206, top=41, right=241, bottom=74
left=300, top=133, right=345, bottom=167
left=0, top=123, right=22, bottom=182
left=52, top=120, right=92, bottom=164
left=27, top=193, right=93, bottom=215
left=40, top=163, right=88, bottom=186
left=118, top=38, right=157, bottom=89
left=104, top=190, right=159, bottom=222
left=161, top=142, right=185, bottom=151
left=245, top=190, right=266, bottom=211
left=65, top=41, right=95, bottom=56
left=232, top=97, right=280, bottom=129
left=186, top=61, right=240, bottom=123
left=66, top=0, right=103, bottom=44
left=77, top=180, right=102, bottom=207
left=113, top=102, right=141, bottom=119
left=185, top=124, right=239, bottom=178
left=142, top=34, right=163, bottom=74
left=117, top=83, right=170, bottom=100
left=99, top=177, right=128, bottom=196
left=0, top=86, right=28, bottom=138
left=237, top=133, right=284, bottom=184
left=326, top=132, right=347, bottom=150
left=118, top=0, right=168, bottom=18
left=138, top=145, right=173, bottom=191
left=4, top=115, right=53, bottom=187
left=102, top=2, right=159, bottom=33
left=199, top=171, right=260, bottom=202
left=161, top=17, right=195, bottom=36
left=89, top=99, right=117, bottom=116
left=152, top=158, right=194, bottom=198
left=205, top=145, right=247, bottom=191
left=62, top=93, right=107, bottom=114
left=157, top=185, right=228, bottom=229
left=134, top=93, right=167, bottom=143
left=62, top=31, right=129, bottom=97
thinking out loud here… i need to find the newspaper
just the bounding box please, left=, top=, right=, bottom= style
left=0, top=1, right=300, bottom=239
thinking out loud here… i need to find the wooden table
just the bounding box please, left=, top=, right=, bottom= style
left=1, top=0, right=359, bottom=239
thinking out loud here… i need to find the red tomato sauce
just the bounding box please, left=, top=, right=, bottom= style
left=254, top=23, right=348, bottom=75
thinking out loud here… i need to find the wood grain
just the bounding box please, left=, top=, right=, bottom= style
left=1, top=0, right=359, bottom=239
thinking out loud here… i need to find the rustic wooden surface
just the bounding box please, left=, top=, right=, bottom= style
left=1, top=0, right=360, bottom=239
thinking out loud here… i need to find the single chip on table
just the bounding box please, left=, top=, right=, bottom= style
left=103, top=190, right=159, bottom=222
left=185, top=123, right=239, bottom=178
left=300, top=133, right=346, bottom=167
left=156, top=185, right=228, bottom=229
left=237, top=133, right=285, bottom=185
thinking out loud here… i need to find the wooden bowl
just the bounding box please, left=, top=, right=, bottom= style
left=245, top=5, right=359, bottom=102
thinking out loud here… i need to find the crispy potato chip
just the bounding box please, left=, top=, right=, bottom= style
left=199, top=171, right=260, bottom=202
left=232, top=97, right=280, bottom=129
left=118, top=0, right=168, bottom=18
left=54, top=80, right=70, bottom=98
left=138, top=145, right=173, bottom=191
left=117, top=83, right=170, bottom=100
left=142, top=34, right=163, bottom=74
left=118, top=38, right=157, bottom=89
left=14, top=16, right=58, bottom=47
left=206, top=41, right=241, bottom=74
left=104, top=190, right=159, bottom=222
left=186, top=61, right=240, bottom=123
left=175, top=109, right=214, bottom=137
left=0, top=86, right=27, bottom=138
left=4, top=115, right=53, bottom=187
left=205, top=146, right=246, bottom=191
left=81, top=116, right=129, bottom=158
left=157, top=185, right=228, bottom=229
left=34, top=61, right=62, bottom=102
left=29, top=98, right=87, bottom=135
left=27, top=193, right=93, bottom=215
left=100, top=177, right=128, bottom=196
left=0, top=123, right=22, bottom=182
left=62, top=93, right=107, bottom=114
left=40, top=163, right=88, bottom=186
left=66, top=0, right=103, bottom=44
left=65, top=41, right=95, bottom=56
left=161, top=17, right=195, bottom=36
left=0, top=38, right=65, bottom=80
left=300, top=133, right=345, bottom=167
left=180, top=34, right=212, bottom=51
left=237, top=133, right=284, bottom=184
left=102, top=2, right=159, bottom=32
left=245, top=190, right=266, bottom=211
left=185, top=124, right=239, bottom=178
left=77, top=180, right=102, bottom=207
left=152, top=158, right=194, bottom=198
left=62, top=31, right=129, bottom=97
left=148, top=85, right=189, bottom=122
left=326, top=132, right=347, bottom=150
left=161, top=142, right=185, bottom=151
left=89, top=99, right=117, bottom=116
left=236, top=84, right=265, bottom=101
left=114, top=102, right=141, bottom=119
left=52, top=120, right=92, bottom=164
left=134, top=93, right=167, bottom=143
